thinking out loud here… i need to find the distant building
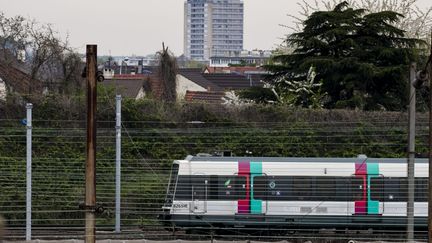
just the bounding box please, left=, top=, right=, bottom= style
left=203, top=66, right=266, bottom=75
left=184, top=0, right=244, bottom=62
left=113, top=56, right=157, bottom=67
left=102, top=56, right=157, bottom=75
left=209, top=50, right=272, bottom=67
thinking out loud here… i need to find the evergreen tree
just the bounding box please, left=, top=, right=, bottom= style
left=267, top=1, right=424, bottom=110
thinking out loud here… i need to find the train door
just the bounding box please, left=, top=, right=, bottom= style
left=237, top=161, right=267, bottom=215
left=191, top=175, right=208, bottom=214
left=251, top=174, right=267, bottom=215
left=349, top=162, right=383, bottom=216
left=236, top=172, right=250, bottom=214
left=369, top=174, right=384, bottom=215
left=350, top=175, right=367, bottom=215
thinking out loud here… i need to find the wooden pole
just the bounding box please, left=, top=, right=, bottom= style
left=428, top=30, right=432, bottom=243
left=408, top=63, right=416, bottom=242
left=85, top=45, right=97, bottom=243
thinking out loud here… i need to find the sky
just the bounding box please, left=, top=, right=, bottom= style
left=0, top=0, right=431, bottom=56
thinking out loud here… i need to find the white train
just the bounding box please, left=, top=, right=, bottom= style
left=159, top=156, right=428, bottom=230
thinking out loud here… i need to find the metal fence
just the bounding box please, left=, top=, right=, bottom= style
left=0, top=96, right=430, bottom=242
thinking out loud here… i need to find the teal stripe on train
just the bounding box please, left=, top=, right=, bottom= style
left=250, top=161, right=262, bottom=214
left=367, top=162, right=380, bottom=215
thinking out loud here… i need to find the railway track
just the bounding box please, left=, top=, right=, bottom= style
left=4, top=225, right=175, bottom=241
left=3, top=225, right=428, bottom=242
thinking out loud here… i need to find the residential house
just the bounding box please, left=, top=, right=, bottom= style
left=0, top=60, right=43, bottom=100
left=176, top=68, right=263, bottom=104
left=101, top=74, right=146, bottom=100
left=100, top=67, right=263, bottom=104
left=203, top=73, right=263, bottom=90
left=176, top=68, right=223, bottom=100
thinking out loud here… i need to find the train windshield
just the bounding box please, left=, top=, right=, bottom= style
left=164, top=163, right=179, bottom=205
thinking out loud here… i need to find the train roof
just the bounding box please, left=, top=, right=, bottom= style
left=181, top=155, right=429, bottom=164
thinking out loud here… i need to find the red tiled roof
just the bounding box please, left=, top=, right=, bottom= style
left=185, top=90, right=225, bottom=103
left=0, top=60, right=43, bottom=95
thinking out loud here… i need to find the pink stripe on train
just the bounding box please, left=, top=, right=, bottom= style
left=237, top=161, right=250, bottom=214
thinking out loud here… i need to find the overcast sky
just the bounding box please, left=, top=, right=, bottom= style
left=0, top=0, right=431, bottom=56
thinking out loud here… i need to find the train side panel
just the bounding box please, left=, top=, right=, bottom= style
left=163, top=157, right=429, bottom=229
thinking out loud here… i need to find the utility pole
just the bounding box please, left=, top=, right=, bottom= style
left=408, top=63, right=416, bottom=242
left=85, top=45, right=97, bottom=243
left=428, top=30, right=432, bottom=243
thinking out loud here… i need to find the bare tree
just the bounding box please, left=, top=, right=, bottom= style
left=60, top=52, right=84, bottom=93
left=289, top=0, right=432, bottom=44
left=0, top=12, right=29, bottom=62
left=0, top=11, right=83, bottom=96
left=27, top=21, right=68, bottom=84
left=157, top=42, right=178, bottom=102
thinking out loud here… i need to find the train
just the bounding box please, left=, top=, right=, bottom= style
left=159, top=155, right=428, bottom=231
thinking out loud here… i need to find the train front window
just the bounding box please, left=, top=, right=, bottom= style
left=166, top=163, right=179, bottom=202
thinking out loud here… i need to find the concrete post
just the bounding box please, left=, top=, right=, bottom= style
left=115, top=95, right=122, bottom=233
left=25, top=103, right=33, bottom=241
